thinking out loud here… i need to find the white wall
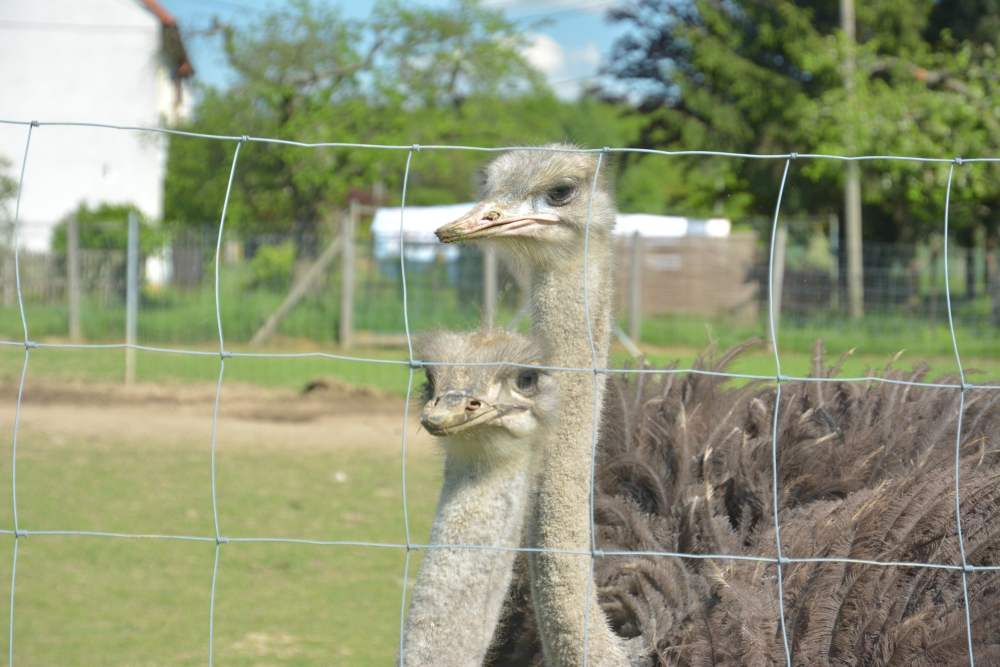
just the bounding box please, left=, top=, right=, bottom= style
left=0, top=0, right=185, bottom=249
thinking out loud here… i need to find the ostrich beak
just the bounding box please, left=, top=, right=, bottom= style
left=421, top=390, right=502, bottom=436
left=435, top=203, right=560, bottom=243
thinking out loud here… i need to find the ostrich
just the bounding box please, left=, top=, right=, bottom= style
left=400, top=329, right=556, bottom=666
left=435, top=147, right=1000, bottom=665
left=437, top=146, right=628, bottom=665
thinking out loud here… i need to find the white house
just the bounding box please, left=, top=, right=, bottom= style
left=0, top=0, right=193, bottom=249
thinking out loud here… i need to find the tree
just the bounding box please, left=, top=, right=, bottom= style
left=163, top=0, right=636, bottom=252
left=602, top=0, right=1000, bottom=247
left=50, top=203, right=157, bottom=256
left=0, top=157, right=17, bottom=226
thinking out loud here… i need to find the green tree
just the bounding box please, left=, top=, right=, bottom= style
left=50, top=203, right=159, bottom=256
left=0, top=158, right=17, bottom=225
left=603, top=0, right=1000, bottom=246
left=163, top=0, right=636, bottom=250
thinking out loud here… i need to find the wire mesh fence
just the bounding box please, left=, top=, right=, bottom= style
left=0, top=222, right=500, bottom=345
left=0, top=117, right=998, bottom=665
left=2, top=221, right=997, bottom=349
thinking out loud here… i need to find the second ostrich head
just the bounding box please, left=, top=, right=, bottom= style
left=435, top=146, right=615, bottom=268
left=418, top=330, right=556, bottom=457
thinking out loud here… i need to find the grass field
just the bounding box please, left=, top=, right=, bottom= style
left=0, top=443, right=439, bottom=666
left=2, top=331, right=996, bottom=400
left=0, top=346, right=443, bottom=666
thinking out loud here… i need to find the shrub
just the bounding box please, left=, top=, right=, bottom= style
left=245, top=241, right=295, bottom=292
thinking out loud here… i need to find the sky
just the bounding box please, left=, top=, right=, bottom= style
left=164, top=0, right=628, bottom=99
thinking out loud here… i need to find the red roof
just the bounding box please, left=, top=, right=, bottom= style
left=140, top=0, right=177, bottom=27
left=139, top=0, right=194, bottom=78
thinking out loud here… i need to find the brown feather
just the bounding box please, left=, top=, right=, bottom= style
left=485, top=342, right=1000, bottom=666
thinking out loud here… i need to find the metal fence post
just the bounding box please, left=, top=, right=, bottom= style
left=483, top=245, right=497, bottom=329
left=125, top=212, right=139, bottom=385
left=67, top=215, right=81, bottom=341
left=340, top=203, right=356, bottom=349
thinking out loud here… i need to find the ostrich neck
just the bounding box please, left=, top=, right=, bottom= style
left=532, top=243, right=612, bottom=369
left=401, top=452, right=530, bottom=666
left=529, top=240, right=628, bottom=665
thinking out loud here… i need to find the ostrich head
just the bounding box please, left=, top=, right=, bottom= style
left=417, top=330, right=556, bottom=451
left=435, top=145, right=615, bottom=267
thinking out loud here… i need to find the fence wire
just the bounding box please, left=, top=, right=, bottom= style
left=0, top=117, right=997, bottom=666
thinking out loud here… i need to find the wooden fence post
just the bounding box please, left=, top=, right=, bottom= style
left=628, top=232, right=643, bottom=343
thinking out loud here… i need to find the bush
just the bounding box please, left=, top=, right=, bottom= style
left=244, top=241, right=295, bottom=292
left=51, top=203, right=161, bottom=254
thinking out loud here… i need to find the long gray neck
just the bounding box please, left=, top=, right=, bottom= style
left=528, top=237, right=629, bottom=665
left=401, top=449, right=531, bottom=667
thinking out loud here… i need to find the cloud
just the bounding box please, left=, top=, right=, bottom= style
left=522, top=36, right=605, bottom=100
left=487, top=0, right=607, bottom=12
left=571, top=42, right=601, bottom=68
left=523, top=33, right=566, bottom=77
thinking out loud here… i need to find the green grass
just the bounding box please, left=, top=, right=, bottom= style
left=0, top=421, right=441, bottom=666
left=0, top=340, right=443, bottom=665
left=0, top=345, right=413, bottom=397
left=1, top=320, right=996, bottom=403
left=639, top=311, right=998, bottom=358
left=632, top=313, right=1000, bottom=381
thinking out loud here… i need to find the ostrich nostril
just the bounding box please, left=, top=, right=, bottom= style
left=467, top=399, right=481, bottom=411
left=483, top=211, right=500, bottom=222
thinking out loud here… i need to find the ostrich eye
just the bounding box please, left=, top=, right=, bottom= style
left=515, top=370, right=539, bottom=394
left=545, top=181, right=576, bottom=206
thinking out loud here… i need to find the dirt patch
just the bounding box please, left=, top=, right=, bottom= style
left=2, top=374, right=398, bottom=419
left=0, top=377, right=435, bottom=454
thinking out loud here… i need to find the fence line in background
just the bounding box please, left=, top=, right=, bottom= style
left=1, top=117, right=998, bottom=666
left=4, top=217, right=997, bottom=346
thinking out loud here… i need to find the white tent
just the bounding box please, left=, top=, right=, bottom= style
left=370, top=204, right=732, bottom=261
left=371, top=203, right=470, bottom=262
left=614, top=214, right=731, bottom=239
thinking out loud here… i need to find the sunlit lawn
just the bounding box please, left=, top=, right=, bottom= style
left=0, top=415, right=440, bottom=666
left=2, top=335, right=995, bottom=399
